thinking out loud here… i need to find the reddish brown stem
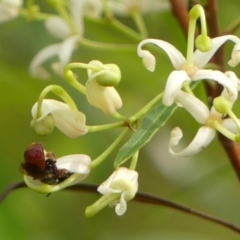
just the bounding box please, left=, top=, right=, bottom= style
left=205, top=0, right=240, bottom=181
left=169, top=0, right=189, bottom=37
left=1, top=181, right=240, bottom=234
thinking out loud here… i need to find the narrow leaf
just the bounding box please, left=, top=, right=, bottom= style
left=114, top=102, right=177, bottom=168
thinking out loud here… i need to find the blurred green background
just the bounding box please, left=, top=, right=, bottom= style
left=1, top=1, right=240, bottom=239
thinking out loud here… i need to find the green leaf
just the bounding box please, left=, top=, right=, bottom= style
left=114, top=102, right=177, bottom=168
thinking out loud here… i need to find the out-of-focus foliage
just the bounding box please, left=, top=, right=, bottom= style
left=1, top=1, right=240, bottom=239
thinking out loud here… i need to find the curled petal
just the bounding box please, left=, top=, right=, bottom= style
left=137, top=39, right=186, bottom=70
left=86, top=78, right=122, bottom=115
left=193, top=35, right=240, bottom=68
left=137, top=50, right=156, bottom=72
left=29, top=43, right=61, bottom=79
left=115, top=194, right=127, bottom=216
left=220, top=71, right=239, bottom=103
left=169, top=126, right=216, bottom=157
left=163, top=70, right=190, bottom=106
left=24, top=154, right=91, bottom=193
left=192, top=69, right=238, bottom=101
left=175, top=90, right=210, bottom=124
left=228, top=43, right=240, bottom=67
left=44, top=16, right=70, bottom=40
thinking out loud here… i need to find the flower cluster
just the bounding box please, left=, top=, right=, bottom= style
left=7, top=0, right=240, bottom=220
left=138, top=5, right=240, bottom=157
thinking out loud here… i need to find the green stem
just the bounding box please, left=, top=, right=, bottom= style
left=213, top=121, right=236, bottom=141
left=84, top=16, right=143, bottom=42
left=129, top=151, right=139, bottom=170
left=87, top=122, right=126, bottom=132
left=36, top=85, right=78, bottom=118
left=102, top=0, right=113, bottom=19
left=129, top=92, right=163, bottom=122
left=90, top=128, right=130, bottom=169
left=20, top=8, right=54, bottom=20
left=53, top=1, right=76, bottom=34
left=80, top=38, right=136, bottom=52
left=64, top=63, right=102, bottom=94
left=85, top=193, right=120, bottom=218
left=110, top=18, right=144, bottom=42
left=186, top=4, right=208, bottom=64
left=64, top=62, right=108, bottom=94
left=227, top=110, right=240, bottom=134
left=112, top=112, right=128, bottom=121
left=222, top=16, right=240, bottom=35
left=182, top=83, right=194, bottom=95
left=131, top=11, right=148, bottom=38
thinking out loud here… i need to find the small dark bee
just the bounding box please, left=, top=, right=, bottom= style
left=21, top=142, right=73, bottom=185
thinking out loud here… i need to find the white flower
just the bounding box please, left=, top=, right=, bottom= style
left=0, top=0, right=22, bottom=23
left=169, top=72, right=240, bottom=157
left=98, top=167, right=138, bottom=216
left=137, top=35, right=240, bottom=106
left=29, top=0, right=86, bottom=79
left=86, top=60, right=122, bottom=115
left=31, top=99, right=87, bottom=138
left=108, top=0, right=169, bottom=16
left=24, top=154, right=91, bottom=193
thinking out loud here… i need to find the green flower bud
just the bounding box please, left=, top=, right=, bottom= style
left=30, top=114, right=55, bottom=136
left=195, top=35, right=212, bottom=52
left=213, top=96, right=232, bottom=114
left=95, top=64, right=121, bottom=87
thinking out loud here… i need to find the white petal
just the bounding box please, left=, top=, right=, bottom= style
left=0, top=0, right=22, bottom=23
left=222, top=118, right=240, bottom=134
left=109, top=0, right=169, bottom=16
left=98, top=167, right=138, bottom=194
left=56, top=154, right=91, bottom=174
left=169, top=126, right=216, bottom=157
left=137, top=39, right=186, bottom=70
left=192, top=69, right=238, bottom=101
left=32, top=99, right=87, bottom=138
left=44, top=16, right=70, bottom=40
left=51, top=36, right=80, bottom=77
left=136, top=0, right=169, bottom=14
left=115, top=194, right=127, bottom=216
left=175, top=90, right=210, bottom=124
left=138, top=50, right=156, bottom=72
left=220, top=71, right=239, bottom=103
left=52, top=108, right=87, bottom=138
left=162, top=70, right=190, bottom=106
left=193, top=35, right=240, bottom=68
left=228, top=43, right=240, bottom=67
left=86, top=78, right=122, bottom=115
left=29, top=43, right=61, bottom=79
left=31, top=99, right=69, bottom=119
left=69, top=0, right=85, bottom=35
left=58, top=35, right=80, bottom=66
